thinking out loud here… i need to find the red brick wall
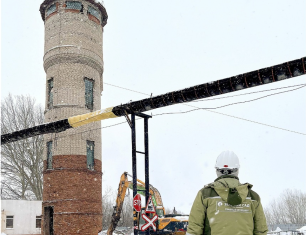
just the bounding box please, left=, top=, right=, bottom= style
left=88, top=14, right=101, bottom=24
left=65, top=9, right=81, bottom=13
left=42, top=155, right=102, bottom=235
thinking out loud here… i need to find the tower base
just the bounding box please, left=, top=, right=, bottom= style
left=42, top=155, right=102, bottom=235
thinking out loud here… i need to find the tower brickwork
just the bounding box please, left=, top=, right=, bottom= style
left=39, top=1, right=107, bottom=234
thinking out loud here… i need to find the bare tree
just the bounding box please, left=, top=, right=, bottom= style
left=102, top=186, right=115, bottom=230
left=102, top=186, right=133, bottom=230
left=264, top=189, right=306, bottom=225
left=1, top=94, right=44, bottom=200
left=165, top=207, right=183, bottom=215
left=117, top=189, right=133, bottom=228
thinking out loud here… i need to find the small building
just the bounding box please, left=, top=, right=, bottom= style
left=268, top=224, right=306, bottom=232
left=267, top=224, right=306, bottom=235
left=297, top=226, right=306, bottom=235
left=1, top=200, right=42, bottom=235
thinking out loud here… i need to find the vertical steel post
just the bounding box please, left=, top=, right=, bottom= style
left=144, top=117, right=150, bottom=235
left=132, top=113, right=138, bottom=235
left=144, top=117, right=149, bottom=203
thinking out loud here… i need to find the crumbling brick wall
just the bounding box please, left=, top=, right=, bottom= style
left=42, top=156, right=102, bottom=235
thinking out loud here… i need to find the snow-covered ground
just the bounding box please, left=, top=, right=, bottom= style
left=268, top=232, right=305, bottom=235
left=99, top=227, right=134, bottom=235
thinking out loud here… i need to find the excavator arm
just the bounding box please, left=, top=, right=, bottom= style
left=128, top=179, right=156, bottom=205
left=107, top=173, right=157, bottom=235
left=129, top=178, right=163, bottom=207
left=107, top=172, right=130, bottom=235
left=150, top=185, right=163, bottom=207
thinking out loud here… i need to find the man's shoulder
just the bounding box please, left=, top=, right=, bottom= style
left=248, top=188, right=261, bottom=202
left=203, top=182, right=214, bottom=188
left=242, top=182, right=261, bottom=202
left=199, top=182, right=218, bottom=199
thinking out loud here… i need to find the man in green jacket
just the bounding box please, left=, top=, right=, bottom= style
left=187, top=150, right=268, bottom=235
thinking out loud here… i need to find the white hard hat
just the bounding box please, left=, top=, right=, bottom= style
left=215, top=150, right=240, bottom=169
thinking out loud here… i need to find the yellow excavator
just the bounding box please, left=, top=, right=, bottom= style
left=107, top=172, right=188, bottom=235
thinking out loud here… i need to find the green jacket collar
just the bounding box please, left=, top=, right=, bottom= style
left=212, top=175, right=251, bottom=206
left=214, top=174, right=239, bottom=182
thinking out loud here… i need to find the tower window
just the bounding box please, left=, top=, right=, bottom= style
left=46, top=4, right=57, bottom=17
left=84, top=78, right=94, bottom=110
left=47, top=78, right=54, bottom=109
left=86, top=140, right=95, bottom=170
left=66, top=1, right=83, bottom=12
left=47, top=141, right=53, bottom=169
left=6, top=215, right=14, bottom=229
left=87, top=6, right=101, bottom=21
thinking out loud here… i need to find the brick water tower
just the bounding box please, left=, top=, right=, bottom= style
left=39, top=1, right=107, bottom=234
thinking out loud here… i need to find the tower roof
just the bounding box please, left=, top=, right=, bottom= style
left=39, top=0, right=108, bottom=26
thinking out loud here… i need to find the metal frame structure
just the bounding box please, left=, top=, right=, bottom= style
left=125, top=112, right=152, bottom=235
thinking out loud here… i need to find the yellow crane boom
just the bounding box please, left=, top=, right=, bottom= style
left=107, top=172, right=129, bottom=235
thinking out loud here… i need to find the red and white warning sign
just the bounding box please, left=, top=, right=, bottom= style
left=145, top=195, right=156, bottom=213
left=133, top=194, right=141, bottom=212
left=141, top=214, right=158, bottom=231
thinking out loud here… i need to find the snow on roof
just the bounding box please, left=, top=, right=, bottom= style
left=297, top=226, right=306, bottom=231
left=272, top=227, right=282, bottom=232
left=171, top=215, right=189, bottom=221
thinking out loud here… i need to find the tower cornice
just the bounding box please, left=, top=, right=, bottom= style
left=43, top=50, right=104, bottom=77
left=39, top=0, right=108, bottom=26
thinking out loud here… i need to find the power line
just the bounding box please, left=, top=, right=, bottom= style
left=12, top=84, right=305, bottom=145
left=6, top=81, right=304, bottom=145
left=181, top=105, right=306, bottom=136
left=101, top=120, right=127, bottom=129
left=152, top=85, right=306, bottom=135
left=48, top=82, right=306, bottom=137
left=104, top=82, right=150, bottom=96
left=181, top=85, right=305, bottom=110
left=191, top=83, right=306, bottom=102
left=108, top=83, right=306, bottom=135
left=104, top=82, right=306, bottom=102
left=103, top=82, right=306, bottom=136
left=150, top=84, right=306, bottom=135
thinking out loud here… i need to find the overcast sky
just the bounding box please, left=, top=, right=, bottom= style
left=1, top=0, right=306, bottom=214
